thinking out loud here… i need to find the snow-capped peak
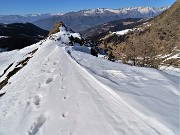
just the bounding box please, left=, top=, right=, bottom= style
left=47, top=22, right=82, bottom=46
left=80, top=6, right=169, bottom=16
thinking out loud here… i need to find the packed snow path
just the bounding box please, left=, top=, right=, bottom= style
left=0, top=43, right=178, bottom=135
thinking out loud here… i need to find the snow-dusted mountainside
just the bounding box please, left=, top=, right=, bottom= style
left=80, top=18, right=150, bottom=40
left=33, top=6, right=168, bottom=31
left=80, top=6, right=169, bottom=16
left=0, top=24, right=179, bottom=135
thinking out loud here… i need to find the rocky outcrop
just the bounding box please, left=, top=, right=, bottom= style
left=48, top=21, right=65, bottom=35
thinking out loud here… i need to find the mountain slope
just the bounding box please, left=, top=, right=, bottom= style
left=80, top=18, right=150, bottom=41
left=0, top=23, right=48, bottom=51
left=99, top=1, right=179, bottom=71
left=33, top=6, right=168, bottom=32
left=0, top=22, right=179, bottom=135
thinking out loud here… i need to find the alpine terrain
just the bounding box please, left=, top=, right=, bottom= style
left=33, top=6, right=168, bottom=31
left=80, top=18, right=150, bottom=41
left=0, top=20, right=179, bottom=135
left=95, top=1, right=180, bottom=75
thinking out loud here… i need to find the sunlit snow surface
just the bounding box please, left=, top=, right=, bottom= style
left=0, top=26, right=179, bottom=135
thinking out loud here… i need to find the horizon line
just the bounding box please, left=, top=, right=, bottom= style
left=0, top=5, right=170, bottom=16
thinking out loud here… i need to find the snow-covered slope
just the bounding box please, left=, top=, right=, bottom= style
left=0, top=25, right=179, bottom=135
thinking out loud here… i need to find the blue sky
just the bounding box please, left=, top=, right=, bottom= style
left=0, top=0, right=176, bottom=15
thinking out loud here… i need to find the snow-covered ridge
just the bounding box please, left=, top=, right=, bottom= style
left=0, top=24, right=179, bottom=135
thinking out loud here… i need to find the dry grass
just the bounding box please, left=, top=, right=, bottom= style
left=103, top=1, right=180, bottom=68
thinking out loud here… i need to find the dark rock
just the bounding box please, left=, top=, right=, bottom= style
left=91, top=47, right=98, bottom=57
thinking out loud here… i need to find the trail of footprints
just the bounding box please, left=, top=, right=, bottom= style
left=28, top=58, right=70, bottom=134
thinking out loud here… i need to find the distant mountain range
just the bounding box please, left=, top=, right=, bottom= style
left=0, top=23, right=48, bottom=51
left=0, top=6, right=168, bottom=32
left=0, top=14, right=54, bottom=24
left=33, top=6, right=168, bottom=32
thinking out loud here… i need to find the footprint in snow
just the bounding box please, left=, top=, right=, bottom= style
left=41, top=69, right=46, bottom=72
left=47, top=58, right=51, bottom=61
left=53, top=62, right=58, bottom=65
left=60, top=86, right=66, bottom=90
left=25, top=101, right=31, bottom=111
left=33, top=95, right=43, bottom=105
left=38, top=83, right=41, bottom=89
left=47, top=69, right=55, bottom=73
left=47, top=70, right=51, bottom=73
left=46, top=78, right=53, bottom=84
left=62, top=112, right=69, bottom=118
left=28, top=113, right=47, bottom=135
left=63, top=95, right=70, bottom=100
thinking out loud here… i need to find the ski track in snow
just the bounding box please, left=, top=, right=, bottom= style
left=0, top=40, right=179, bottom=134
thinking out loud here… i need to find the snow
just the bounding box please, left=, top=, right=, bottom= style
left=158, top=52, right=180, bottom=77
left=166, top=54, right=180, bottom=60
left=50, top=13, right=64, bottom=16
left=112, top=29, right=133, bottom=35
left=0, top=36, right=9, bottom=39
left=160, top=66, right=180, bottom=77
left=102, top=28, right=135, bottom=40
left=33, top=95, right=43, bottom=105
left=48, top=26, right=81, bottom=45
left=28, top=113, right=47, bottom=134
left=0, top=27, right=179, bottom=135
left=0, top=43, right=39, bottom=81
left=66, top=46, right=179, bottom=134
left=81, top=6, right=168, bottom=16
